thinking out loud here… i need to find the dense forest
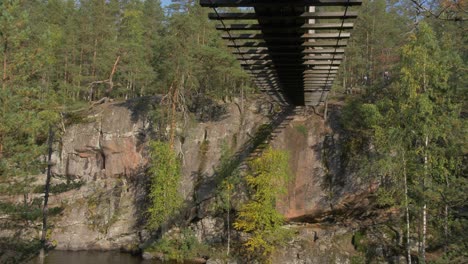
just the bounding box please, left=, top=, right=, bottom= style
left=0, top=0, right=250, bottom=195
left=0, top=0, right=466, bottom=263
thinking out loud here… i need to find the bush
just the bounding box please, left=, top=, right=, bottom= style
left=148, top=228, right=208, bottom=263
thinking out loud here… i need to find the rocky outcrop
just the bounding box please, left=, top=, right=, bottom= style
left=53, top=102, right=148, bottom=180
left=48, top=101, right=151, bottom=250
left=271, top=106, right=371, bottom=224
left=45, top=96, right=274, bottom=251
left=274, top=224, right=358, bottom=264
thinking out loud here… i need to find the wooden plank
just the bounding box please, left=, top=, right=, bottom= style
left=305, top=72, right=338, bottom=75
left=312, top=66, right=340, bottom=70
left=228, top=41, right=347, bottom=48
left=304, top=77, right=336, bottom=80
left=304, top=60, right=342, bottom=65
left=303, top=77, right=334, bottom=81
left=220, top=24, right=353, bottom=31
left=217, top=23, right=354, bottom=32
left=223, top=34, right=262, bottom=40
left=242, top=62, right=306, bottom=66
left=209, top=13, right=257, bottom=20
left=302, top=23, right=354, bottom=30
left=201, top=0, right=362, bottom=7
left=300, top=11, right=358, bottom=19
left=303, top=55, right=344, bottom=60
left=239, top=58, right=301, bottom=62
left=303, top=48, right=345, bottom=54
left=304, top=70, right=338, bottom=73
left=217, top=24, right=295, bottom=31
left=239, top=56, right=342, bottom=61
left=233, top=48, right=345, bottom=54
left=216, top=24, right=262, bottom=30
left=244, top=66, right=307, bottom=69
left=304, top=89, right=331, bottom=92
left=304, top=85, right=332, bottom=88
left=240, top=54, right=332, bottom=60
left=304, top=76, right=335, bottom=81
left=304, top=81, right=334, bottom=84
left=303, top=41, right=348, bottom=47
left=238, top=54, right=271, bottom=60
left=242, top=61, right=341, bottom=66
left=301, top=33, right=351, bottom=39
left=209, top=11, right=358, bottom=20
left=241, top=54, right=343, bottom=61
left=222, top=33, right=351, bottom=40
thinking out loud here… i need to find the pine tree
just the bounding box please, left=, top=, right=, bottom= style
left=0, top=0, right=33, bottom=90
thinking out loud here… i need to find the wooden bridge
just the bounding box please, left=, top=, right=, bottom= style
left=200, top=0, right=361, bottom=106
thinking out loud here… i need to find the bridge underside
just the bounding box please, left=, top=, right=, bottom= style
left=200, top=0, right=361, bottom=106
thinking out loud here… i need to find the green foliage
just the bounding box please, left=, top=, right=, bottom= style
left=0, top=0, right=251, bottom=101
left=215, top=140, right=241, bottom=212
left=234, top=147, right=293, bottom=260
left=33, top=180, right=84, bottom=194
left=147, top=141, right=183, bottom=230
left=0, top=238, right=42, bottom=264
left=294, top=124, right=308, bottom=137
left=147, top=228, right=208, bottom=263
left=352, top=230, right=367, bottom=253
left=350, top=255, right=366, bottom=264
left=341, top=20, right=467, bottom=262
left=340, top=0, right=410, bottom=89
left=0, top=87, right=61, bottom=195
left=0, top=201, right=62, bottom=222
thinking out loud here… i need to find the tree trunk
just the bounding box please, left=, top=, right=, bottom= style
left=444, top=174, right=449, bottom=253
left=105, top=55, right=120, bottom=96
left=324, top=100, right=328, bottom=121
left=79, top=47, right=83, bottom=100
left=422, top=204, right=426, bottom=262
left=41, top=127, right=54, bottom=252
left=421, top=135, right=429, bottom=263
left=3, top=39, right=8, bottom=90
left=404, top=154, right=412, bottom=264
left=227, top=187, right=231, bottom=256
left=241, top=84, right=244, bottom=114
left=92, top=38, right=97, bottom=79
left=169, top=82, right=178, bottom=149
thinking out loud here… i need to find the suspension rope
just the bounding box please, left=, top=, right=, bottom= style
left=319, top=0, right=351, bottom=103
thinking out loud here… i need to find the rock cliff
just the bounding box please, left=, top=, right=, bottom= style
left=48, top=96, right=275, bottom=251
left=2, top=96, right=373, bottom=263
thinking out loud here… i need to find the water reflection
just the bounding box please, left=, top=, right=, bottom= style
left=28, top=250, right=153, bottom=264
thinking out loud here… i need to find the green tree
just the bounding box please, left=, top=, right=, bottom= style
left=147, top=140, right=183, bottom=230
left=234, top=147, right=292, bottom=261
left=340, top=0, right=409, bottom=90
left=0, top=0, right=33, bottom=90
left=341, top=21, right=466, bottom=263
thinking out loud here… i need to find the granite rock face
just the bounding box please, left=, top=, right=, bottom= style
left=271, top=107, right=371, bottom=224
left=48, top=101, right=151, bottom=250
left=53, top=103, right=147, bottom=180
left=2, top=97, right=372, bottom=264
left=46, top=97, right=272, bottom=250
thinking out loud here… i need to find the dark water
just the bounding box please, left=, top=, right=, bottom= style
left=27, top=250, right=152, bottom=264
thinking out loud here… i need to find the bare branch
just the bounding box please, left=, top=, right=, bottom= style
left=410, top=0, right=468, bottom=21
